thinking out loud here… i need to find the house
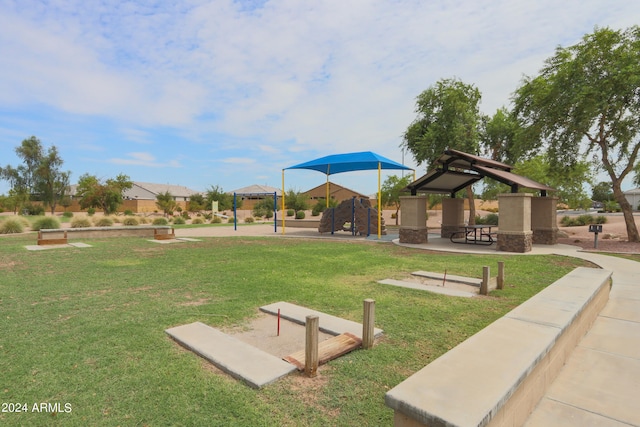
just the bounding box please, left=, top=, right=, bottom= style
left=624, top=188, right=640, bottom=211
left=303, top=182, right=369, bottom=206
left=229, top=184, right=282, bottom=210
left=66, top=181, right=201, bottom=213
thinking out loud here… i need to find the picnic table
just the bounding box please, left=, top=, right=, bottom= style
left=450, top=225, right=496, bottom=245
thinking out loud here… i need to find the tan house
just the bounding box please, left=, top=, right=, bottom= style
left=303, top=182, right=369, bottom=206
left=65, top=181, right=201, bottom=213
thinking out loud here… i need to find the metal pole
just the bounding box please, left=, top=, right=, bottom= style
left=273, top=191, right=277, bottom=233
left=233, top=193, right=237, bottom=231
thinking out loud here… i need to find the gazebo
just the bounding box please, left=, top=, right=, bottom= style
left=400, top=149, right=557, bottom=253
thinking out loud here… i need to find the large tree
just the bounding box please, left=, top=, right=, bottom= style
left=76, top=173, right=133, bottom=215
left=513, top=26, right=640, bottom=242
left=156, top=191, right=177, bottom=217
left=402, top=77, right=482, bottom=223
left=0, top=137, right=70, bottom=214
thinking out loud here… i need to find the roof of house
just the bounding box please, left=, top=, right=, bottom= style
left=623, top=188, right=640, bottom=195
left=68, top=181, right=200, bottom=199
left=125, top=182, right=200, bottom=199
left=229, top=184, right=282, bottom=196
left=304, top=182, right=368, bottom=199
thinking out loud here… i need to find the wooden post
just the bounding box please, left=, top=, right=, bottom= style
left=480, top=266, right=490, bottom=295
left=363, top=299, right=375, bottom=350
left=497, top=261, right=505, bottom=290
left=305, top=315, right=319, bottom=377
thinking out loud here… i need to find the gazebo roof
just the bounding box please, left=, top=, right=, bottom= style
left=406, top=149, right=555, bottom=195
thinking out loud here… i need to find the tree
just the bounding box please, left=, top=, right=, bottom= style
left=187, top=193, right=206, bottom=212
left=205, top=185, right=236, bottom=211
left=76, top=173, right=133, bottom=215
left=285, top=189, right=309, bottom=215
left=253, top=196, right=278, bottom=218
left=592, top=182, right=614, bottom=203
left=36, top=146, right=70, bottom=214
left=0, top=137, right=71, bottom=214
left=381, top=175, right=412, bottom=225
left=156, top=191, right=177, bottom=217
left=513, top=155, right=593, bottom=209
left=479, top=107, right=524, bottom=163
left=513, top=26, right=640, bottom=241
left=402, top=77, right=482, bottom=223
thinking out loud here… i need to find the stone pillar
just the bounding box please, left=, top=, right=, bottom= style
left=441, top=198, right=464, bottom=238
left=399, top=196, right=428, bottom=244
left=531, top=196, right=558, bottom=245
left=497, top=193, right=533, bottom=253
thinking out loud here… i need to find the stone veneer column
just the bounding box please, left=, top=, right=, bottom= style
left=441, top=198, right=464, bottom=238
left=399, top=196, right=428, bottom=244
left=497, top=193, right=533, bottom=253
left=531, top=196, right=558, bottom=245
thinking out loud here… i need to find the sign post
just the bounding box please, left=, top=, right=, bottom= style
left=589, top=224, right=603, bottom=249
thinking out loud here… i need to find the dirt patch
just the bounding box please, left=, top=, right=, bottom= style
left=224, top=312, right=335, bottom=359
left=558, top=213, right=640, bottom=253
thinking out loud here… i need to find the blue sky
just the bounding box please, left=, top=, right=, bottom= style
left=1, top=0, right=638, bottom=196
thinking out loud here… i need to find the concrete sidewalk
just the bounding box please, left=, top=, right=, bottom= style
left=395, top=236, right=640, bottom=426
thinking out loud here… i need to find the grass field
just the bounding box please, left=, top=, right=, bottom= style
left=0, top=233, right=592, bottom=426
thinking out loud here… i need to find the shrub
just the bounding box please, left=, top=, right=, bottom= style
left=475, top=213, right=499, bottom=226
left=22, top=203, right=45, bottom=216
left=87, top=207, right=96, bottom=216
left=122, top=217, right=139, bottom=226
left=30, top=216, right=60, bottom=230
left=244, top=217, right=255, bottom=223
left=71, top=217, right=92, bottom=228
left=211, top=217, right=222, bottom=224
left=111, top=216, right=121, bottom=224
left=295, top=211, right=305, bottom=219
left=152, top=217, right=169, bottom=226
left=138, top=217, right=149, bottom=224
left=124, top=210, right=134, bottom=216
left=181, top=211, right=190, bottom=219
left=173, top=216, right=186, bottom=225
left=62, top=211, right=73, bottom=218
left=191, top=218, right=204, bottom=224
left=0, top=219, right=24, bottom=234
left=227, top=217, right=235, bottom=223
left=593, top=215, right=607, bottom=224
left=287, top=209, right=295, bottom=217
left=94, top=217, right=114, bottom=227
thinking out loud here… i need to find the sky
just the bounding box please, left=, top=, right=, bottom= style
left=0, top=0, right=638, bottom=197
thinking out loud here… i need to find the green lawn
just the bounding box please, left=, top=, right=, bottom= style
left=0, top=233, right=591, bottom=426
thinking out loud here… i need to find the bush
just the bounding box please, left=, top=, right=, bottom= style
left=31, top=216, right=60, bottom=230
left=0, top=219, right=24, bottom=234
left=227, top=217, right=235, bottom=223
left=173, top=216, right=186, bottom=225
left=124, top=210, right=134, bottom=216
left=22, top=203, right=45, bottom=216
left=152, top=217, right=169, bottom=226
left=244, top=217, right=255, bottom=223
left=211, top=216, right=222, bottom=224
left=71, top=217, right=92, bottom=228
left=560, top=214, right=607, bottom=227
left=593, top=215, right=607, bottom=224
left=122, top=217, right=139, bottom=226
left=62, top=211, right=73, bottom=218
left=475, top=213, right=499, bottom=226
left=87, top=208, right=96, bottom=216
left=287, top=209, right=295, bottom=217
left=295, top=211, right=306, bottom=219
left=138, top=217, right=149, bottom=224
left=94, top=217, right=114, bottom=227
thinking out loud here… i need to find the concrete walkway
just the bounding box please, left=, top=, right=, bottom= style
left=395, top=235, right=640, bottom=427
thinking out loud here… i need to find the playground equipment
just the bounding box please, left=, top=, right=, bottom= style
left=318, top=197, right=385, bottom=236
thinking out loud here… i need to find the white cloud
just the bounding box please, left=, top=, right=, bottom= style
left=109, top=152, right=182, bottom=168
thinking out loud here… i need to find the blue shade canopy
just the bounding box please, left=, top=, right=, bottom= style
left=286, top=151, right=412, bottom=175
